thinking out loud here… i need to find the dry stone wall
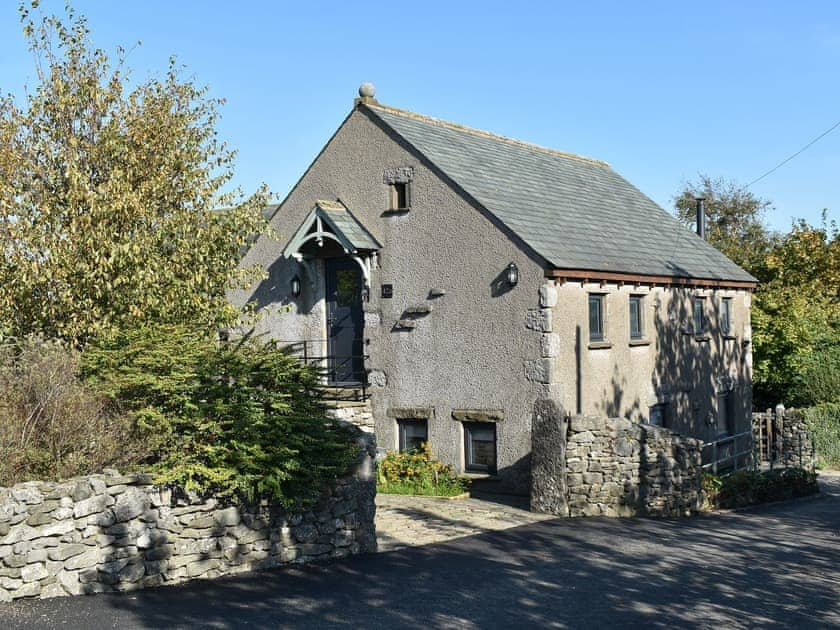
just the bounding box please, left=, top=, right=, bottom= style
left=0, top=447, right=376, bottom=602
left=531, top=401, right=704, bottom=517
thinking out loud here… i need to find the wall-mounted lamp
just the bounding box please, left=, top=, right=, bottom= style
left=507, top=262, right=519, bottom=287
left=290, top=275, right=301, bottom=298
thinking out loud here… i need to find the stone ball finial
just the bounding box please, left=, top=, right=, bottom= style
left=358, top=82, right=376, bottom=98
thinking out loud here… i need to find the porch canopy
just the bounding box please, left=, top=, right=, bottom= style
left=282, top=200, right=381, bottom=285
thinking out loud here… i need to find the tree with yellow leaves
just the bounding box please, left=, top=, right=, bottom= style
left=0, top=2, right=269, bottom=345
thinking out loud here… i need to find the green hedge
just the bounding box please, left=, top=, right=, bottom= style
left=803, top=403, right=840, bottom=468
left=82, top=325, right=360, bottom=507
left=707, top=468, right=819, bottom=509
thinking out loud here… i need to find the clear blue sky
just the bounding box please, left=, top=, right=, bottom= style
left=1, top=1, right=838, bottom=232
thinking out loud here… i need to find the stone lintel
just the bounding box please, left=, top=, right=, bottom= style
left=386, top=407, right=434, bottom=420
left=451, top=409, right=504, bottom=423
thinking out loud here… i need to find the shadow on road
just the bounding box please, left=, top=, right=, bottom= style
left=6, top=493, right=840, bottom=629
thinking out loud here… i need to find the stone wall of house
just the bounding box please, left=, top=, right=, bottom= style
left=0, top=448, right=376, bottom=602
left=326, top=401, right=374, bottom=433
left=531, top=401, right=704, bottom=517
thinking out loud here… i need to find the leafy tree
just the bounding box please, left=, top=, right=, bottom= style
left=752, top=216, right=839, bottom=406
left=0, top=3, right=269, bottom=345
left=674, top=175, right=776, bottom=277
left=675, top=178, right=839, bottom=408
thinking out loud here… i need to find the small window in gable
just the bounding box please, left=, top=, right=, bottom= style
left=389, top=182, right=410, bottom=210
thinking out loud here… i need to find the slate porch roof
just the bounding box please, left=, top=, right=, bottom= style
left=282, top=199, right=381, bottom=258
left=363, top=102, right=757, bottom=285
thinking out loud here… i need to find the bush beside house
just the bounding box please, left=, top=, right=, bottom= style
left=377, top=443, right=469, bottom=497
left=705, top=468, right=819, bottom=510
left=803, top=403, right=840, bottom=468
left=0, top=327, right=377, bottom=601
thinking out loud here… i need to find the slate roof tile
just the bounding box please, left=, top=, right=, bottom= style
left=366, top=103, right=756, bottom=283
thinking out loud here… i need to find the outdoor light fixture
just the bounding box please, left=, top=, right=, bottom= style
left=291, top=275, right=301, bottom=298
left=507, top=262, right=519, bottom=287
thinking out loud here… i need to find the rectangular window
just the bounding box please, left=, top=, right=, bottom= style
left=721, top=297, right=733, bottom=336
left=390, top=182, right=410, bottom=210
left=464, top=422, right=497, bottom=473
left=718, top=393, right=736, bottom=436
left=589, top=294, right=605, bottom=342
left=629, top=295, right=644, bottom=340
left=693, top=297, right=706, bottom=334
left=398, top=419, right=428, bottom=452
left=648, top=403, right=668, bottom=428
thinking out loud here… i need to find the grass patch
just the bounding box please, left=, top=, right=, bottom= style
left=377, top=479, right=468, bottom=497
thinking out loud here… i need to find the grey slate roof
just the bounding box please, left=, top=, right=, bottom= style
left=365, top=103, right=756, bottom=283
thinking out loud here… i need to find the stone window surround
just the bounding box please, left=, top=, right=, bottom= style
left=383, top=166, right=414, bottom=212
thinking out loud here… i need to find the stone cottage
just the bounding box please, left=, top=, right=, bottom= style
left=231, top=84, right=757, bottom=493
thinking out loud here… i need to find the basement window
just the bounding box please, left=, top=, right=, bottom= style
left=648, top=403, right=668, bottom=428
left=464, top=422, right=497, bottom=474
left=398, top=419, right=427, bottom=452
left=389, top=182, right=410, bottom=210
left=718, top=392, right=736, bottom=437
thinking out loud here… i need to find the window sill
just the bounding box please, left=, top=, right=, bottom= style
left=723, top=334, right=738, bottom=341
left=694, top=334, right=711, bottom=343
left=588, top=341, right=613, bottom=350
left=463, top=472, right=497, bottom=480
left=629, top=339, right=651, bottom=347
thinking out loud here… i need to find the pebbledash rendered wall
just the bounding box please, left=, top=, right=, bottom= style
left=0, top=445, right=376, bottom=602
left=531, top=400, right=704, bottom=517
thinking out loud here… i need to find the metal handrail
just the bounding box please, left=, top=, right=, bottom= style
left=273, top=338, right=369, bottom=401
left=701, top=430, right=754, bottom=475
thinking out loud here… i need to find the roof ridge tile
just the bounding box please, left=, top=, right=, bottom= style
left=365, top=102, right=610, bottom=168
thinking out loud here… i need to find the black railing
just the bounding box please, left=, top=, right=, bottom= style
left=274, top=339, right=369, bottom=402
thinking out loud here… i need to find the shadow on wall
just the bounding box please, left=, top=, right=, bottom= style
left=467, top=453, right=532, bottom=499
left=247, top=257, right=318, bottom=315
left=95, top=499, right=839, bottom=628
left=649, top=289, right=747, bottom=441
left=595, top=363, right=642, bottom=420
left=489, top=266, right=514, bottom=298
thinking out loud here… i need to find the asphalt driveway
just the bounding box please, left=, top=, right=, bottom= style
left=4, top=475, right=839, bottom=629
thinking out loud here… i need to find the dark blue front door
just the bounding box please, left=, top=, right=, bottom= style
left=325, top=258, right=364, bottom=384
